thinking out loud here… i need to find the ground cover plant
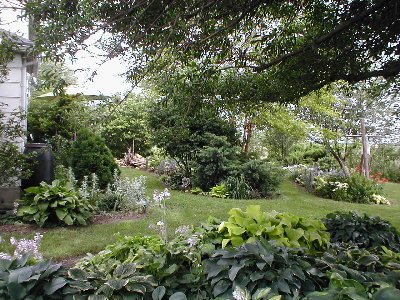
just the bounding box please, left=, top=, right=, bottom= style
left=1, top=201, right=400, bottom=299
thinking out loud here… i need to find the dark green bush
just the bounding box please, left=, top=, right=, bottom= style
left=194, top=134, right=240, bottom=191
left=70, top=129, right=119, bottom=189
left=324, top=211, right=400, bottom=252
left=241, top=159, right=284, bottom=197
left=16, top=180, right=93, bottom=227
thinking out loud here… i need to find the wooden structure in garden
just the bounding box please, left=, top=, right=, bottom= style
left=0, top=30, right=35, bottom=210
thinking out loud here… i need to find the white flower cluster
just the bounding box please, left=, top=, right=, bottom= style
left=330, top=181, right=349, bottom=192
left=0, top=233, right=43, bottom=261
left=175, top=225, right=192, bottom=236
left=152, top=188, right=171, bottom=205
left=151, top=188, right=171, bottom=242
left=232, top=286, right=250, bottom=300
left=371, top=194, right=390, bottom=205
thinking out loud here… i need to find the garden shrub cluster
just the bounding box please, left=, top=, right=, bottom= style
left=315, top=173, right=389, bottom=205
left=14, top=170, right=149, bottom=227
left=2, top=206, right=400, bottom=299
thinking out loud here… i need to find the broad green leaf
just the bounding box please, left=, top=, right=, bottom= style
left=8, top=266, right=32, bottom=283
left=228, top=264, right=244, bottom=281
left=230, top=236, right=244, bottom=247
left=285, top=228, right=304, bottom=242
left=68, top=268, right=88, bottom=281
left=44, top=277, right=67, bottom=295
left=63, top=215, right=74, bottom=225
left=222, top=239, right=231, bottom=248
left=169, top=292, right=187, bottom=300
left=245, top=205, right=264, bottom=223
left=114, top=263, right=136, bottom=278
left=213, top=280, right=230, bottom=297
left=37, top=202, right=49, bottom=211
left=16, top=206, right=38, bottom=216
left=7, top=282, right=27, bottom=299
left=55, top=208, right=68, bottom=221
left=106, top=278, right=128, bottom=290
left=252, top=287, right=271, bottom=300
left=372, top=287, right=400, bottom=300
left=0, top=258, right=12, bottom=271
left=152, top=286, right=166, bottom=300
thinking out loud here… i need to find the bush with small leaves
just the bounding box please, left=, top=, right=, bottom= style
left=70, top=128, right=119, bottom=189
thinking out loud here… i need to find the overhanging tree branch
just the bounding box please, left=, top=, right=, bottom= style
left=254, top=0, right=390, bottom=72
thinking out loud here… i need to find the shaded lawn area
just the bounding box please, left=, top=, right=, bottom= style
left=1, top=167, right=399, bottom=260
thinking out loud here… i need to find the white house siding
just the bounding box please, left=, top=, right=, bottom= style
left=0, top=53, right=27, bottom=150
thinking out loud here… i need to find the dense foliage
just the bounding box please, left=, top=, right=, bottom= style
left=218, top=206, right=330, bottom=250
left=2, top=206, right=400, bottom=299
left=26, top=1, right=400, bottom=104
left=241, top=160, right=284, bottom=197
left=16, top=180, right=93, bottom=227
left=0, top=254, right=68, bottom=300
left=148, top=102, right=239, bottom=174
left=315, top=173, right=387, bottom=204
left=100, top=95, right=152, bottom=158
left=27, top=95, right=88, bottom=142
left=194, top=135, right=241, bottom=191
left=70, top=129, right=119, bottom=189
left=324, top=211, right=400, bottom=252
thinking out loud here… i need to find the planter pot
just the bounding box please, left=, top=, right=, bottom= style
left=0, top=187, right=20, bottom=210
left=21, top=143, right=54, bottom=189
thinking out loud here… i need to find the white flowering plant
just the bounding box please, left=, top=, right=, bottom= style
left=315, top=173, right=388, bottom=205
left=0, top=232, right=43, bottom=261
left=149, top=188, right=170, bottom=242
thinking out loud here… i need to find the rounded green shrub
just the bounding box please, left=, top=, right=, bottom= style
left=70, top=129, right=119, bottom=189
left=241, top=159, right=283, bottom=197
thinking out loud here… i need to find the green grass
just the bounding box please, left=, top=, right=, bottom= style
left=1, top=167, right=399, bottom=260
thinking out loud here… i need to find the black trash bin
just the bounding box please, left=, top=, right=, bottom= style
left=21, top=143, right=54, bottom=189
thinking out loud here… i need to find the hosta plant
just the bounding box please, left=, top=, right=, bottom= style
left=218, top=205, right=330, bottom=250
left=204, top=239, right=327, bottom=299
left=16, top=180, right=93, bottom=227
left=0, top=255, right=68, bottom=299
left=324, top=211, right=400, bottom=252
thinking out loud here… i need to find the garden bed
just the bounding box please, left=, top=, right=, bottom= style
left=0, top=211, right=143, bottom=234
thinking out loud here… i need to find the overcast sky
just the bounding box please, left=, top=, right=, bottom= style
left=0, top=2, right=132, bottom=96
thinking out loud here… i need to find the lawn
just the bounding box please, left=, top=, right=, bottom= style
left=1, top=167, right=399, bottom=261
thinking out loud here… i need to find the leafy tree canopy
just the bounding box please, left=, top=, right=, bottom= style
left=25, top=0, right=400, bottom=103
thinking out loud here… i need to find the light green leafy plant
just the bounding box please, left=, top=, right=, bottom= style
left=210, top=183, right=228, bottom=198
left=16, top=180, right=93, bottom=227
left=218, top=205, right=330, bottom=250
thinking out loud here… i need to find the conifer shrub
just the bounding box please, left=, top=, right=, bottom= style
left=70, top=129, right=119, bottom=189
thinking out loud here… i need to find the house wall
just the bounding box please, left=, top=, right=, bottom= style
left=0, top=53, right=27, bottom=150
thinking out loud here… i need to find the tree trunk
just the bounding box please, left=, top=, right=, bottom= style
left=330, top=148, right=351, bottom=177
left=242, top=118, right=253, bottom=153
